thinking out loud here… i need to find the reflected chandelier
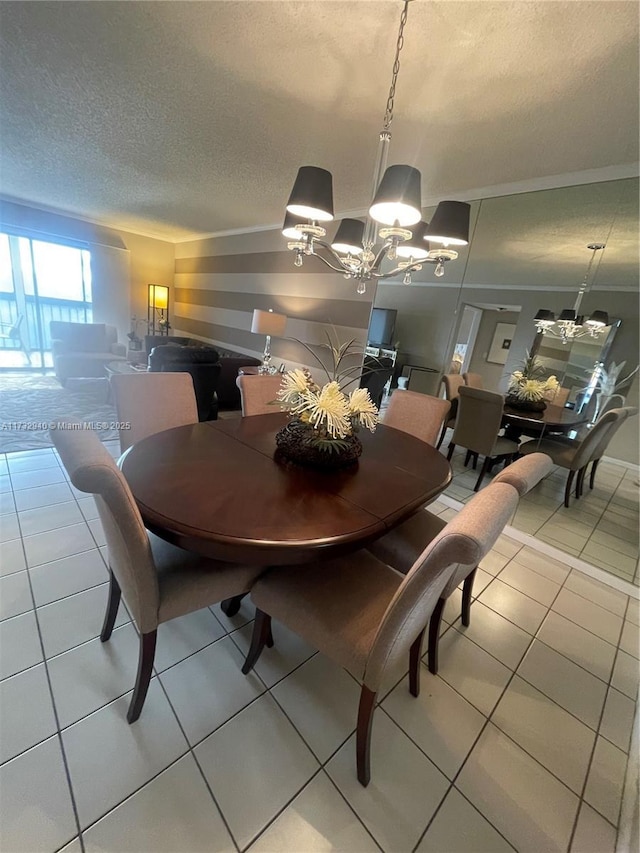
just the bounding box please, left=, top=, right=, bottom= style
left=534, top=243, right=610, bottom=344
left=281, top=0, right=470, bottom=295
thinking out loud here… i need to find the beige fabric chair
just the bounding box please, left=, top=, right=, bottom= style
left=462, top=372, right=484, bottom=389
left=448, top=386, right=519, bottom=491
left=383, top=390, right=451, bottom=447
left=241, top=483, right=518, bottom=786
left=492, top=452, right=554, bottom=496
left=436, top=374, right=465, bottom=449
left=519, top=409, right=620, bottom=506
left=110, top=372, right=198, bottom=453
left=50, top=422, right=263, bottom=724
left=587, top=407, right=637, bottom=490
left=236, top=373, right=283, bottom=416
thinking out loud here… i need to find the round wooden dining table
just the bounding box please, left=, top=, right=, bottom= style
left=120, top=412, right=452, bottom=567
left=502, top=403, right=589, bottom=442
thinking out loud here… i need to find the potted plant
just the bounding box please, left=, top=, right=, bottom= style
left=506, top=354, right=560, bottom=412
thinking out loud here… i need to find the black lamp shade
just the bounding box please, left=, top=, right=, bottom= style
left=286, top=166, right=334, bottom=222
left=281, top=211, right=308, bottom=239
left=369, top=165, right=422, bottom=227
left=586, top=310, right=609, bottom=327
left=331, top=219, right=365, bottom=255
left=534, top=309, right=555, bottom=323
left=425, top=201, right=471, bottom=246
left=396, top=220, right=430, bottom=259
left=559, top=309, right=577, bottom=322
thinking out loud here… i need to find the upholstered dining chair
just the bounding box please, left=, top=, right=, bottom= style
left=236, top=373, right=283, bottom=416
left=519, top=409, right=620, bottom=506
left=240, top=482, right=518, bottom=786
left=447, top=386, right=520, bottom=491
left=51, top=422, right=263, bottom=724
left=462, top=372, right=484, bottom=389
left=586, top=407, right=637, bottom=491
left=383, top=390, right=451, bottom=446
left=110, top=372, right=198, bottom=453
left=436, top=374, right=465, bottom=449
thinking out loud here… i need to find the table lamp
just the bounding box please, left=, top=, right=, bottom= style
left=251, top=309, right=287, bottom=374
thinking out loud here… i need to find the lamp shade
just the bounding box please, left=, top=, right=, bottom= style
left=396, top=220, right=430, bottom=259
left=558, top=309, right=577, bottom=323
left=251, top=309, right=287, bottom=337
left=586, top=310, right=609, bottom=327
left=282, top=211, right=307, bottom=239
left=534, top=309, right=555, bottom=324
left=331, top=219, right=365, bottom=255
left=369, top=165, right=422, bottom=227
left=286, top=166, right=334, bottom=222
left=425, top=201, right=471, bottom=246
left=148, top=284, right=169, bottom=310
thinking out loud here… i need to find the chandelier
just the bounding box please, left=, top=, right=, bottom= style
left=280, top=0, right=470, bottom=295
left=534, top=243, right=610, bottom=344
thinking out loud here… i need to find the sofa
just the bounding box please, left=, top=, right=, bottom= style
left=148, top=343, right=222, bottom=422
left=50, top=321, right=126, bottom=385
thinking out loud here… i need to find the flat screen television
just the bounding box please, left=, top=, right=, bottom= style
left=368, top=308, right=397, bottom=347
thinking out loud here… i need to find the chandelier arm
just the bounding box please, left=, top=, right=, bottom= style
left=377, top=258, right=426, bottom=280
left=308, top=243, right=355, bottom=274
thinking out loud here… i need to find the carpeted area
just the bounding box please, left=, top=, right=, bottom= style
left=0, top=374, right=119, bottom=453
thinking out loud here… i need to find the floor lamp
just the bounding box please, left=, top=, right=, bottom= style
left=148, top=284, right=170, bottom=336
left=251, top=309, right=287, bottom=374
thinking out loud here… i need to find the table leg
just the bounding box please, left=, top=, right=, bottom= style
left=220, top=594, right=246, bottom=617
left=503, top=424, right=522, bottom=443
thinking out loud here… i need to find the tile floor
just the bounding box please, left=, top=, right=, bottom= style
left=1, top=442, right=639, bottom=853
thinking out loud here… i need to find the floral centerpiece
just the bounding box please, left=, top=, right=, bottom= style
left=506, top=354, right=560, bottom=412
left=274, top=336, right=379, bottom=470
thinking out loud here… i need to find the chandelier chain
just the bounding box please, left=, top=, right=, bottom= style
left=383, top=0, right=412, bottom=131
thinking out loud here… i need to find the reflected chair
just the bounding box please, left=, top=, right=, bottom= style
left=236, top=373, right=283, bottom=416
left=447, top=386, right=520, bottom=491
left=383, top=390, right=451, bottom=447
left=241, top=482, right=518, bottom=786
left=436, top=374, right=465, bottom=449
left=586, top=407, right=637, bottom=491
left=51, top=422, right=263, bottom=724
left=0, top=314, right=30, bottom=363
left=462, top=372, right=483, bottom=389
left=110, top=372, right=198, bottom=453
left=519, top=409, right=620, bottom=506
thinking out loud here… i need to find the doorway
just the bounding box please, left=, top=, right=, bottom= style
left=448, top=305, right=483, bottom=375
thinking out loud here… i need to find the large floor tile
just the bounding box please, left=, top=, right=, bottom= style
left=29, top=548, right=107, bottom=606
left=0, top=536, right=26, bottom=575
left=416, top=786, right=515, bottom=853
left=6, top=452, right=59, bottom=473
left=76, top=496, right=100, bottom=521
left=230, top=620, right=317, bottom=688
left=435, top=630, right=512, bottom=716
left=88, top=517, right=106, bottom=547
left=570, top=802, right=617, bottom=853
left=63, top=680, right=188, bottom=829
left=457, top=723, right=579, bottom=853
left=196, top=693, right=319, bottom=850
left=271, top=654, right=360, bottom=762
left=0, top=490, right=16, bottom=516
left=249, top=771, right=378, bottom=853
left=583, top=736, right=628, bottom=825
left=159, top=635, right=265, bottom=745
left=0, top=736, right=77, bottom=853
left=13, top=481, right=74, bottom=512
left=498, top=560, right=561, bottom=606
left=611, top=649, right=639, bottom=699
left=537, top=611, right=616, bottom=683
left=492, top=676, right=595, bottom=793
left=23, top=521, right=96, bottom=568
left=582, top=541, right=637, bottom=576
left=0, top=570, right=32, bottom=620
left=517, top=640, right=607, bottom=730
left=563, top=571, right=629, bottom=617
left=47, top=622, right=141, bottom=728
left=508, top=545, right=570, bottom=584
left=619, top=619, right=639, bottom=658
left=625, top=596, right=639, bottom=626
left=478, top=549, right=510, bottom=577
left=599, top=686, right=635, bottom=753
left=453, top=600, right=531, bottom=670
left=492, top=534, right=523, bottom=560
left=10, top=466, right=66, bottom=491
left=82, top=754, right=234, bottom=853
left=326, top=711, right=449, bottom=853
left=0, top=512, right=20, bottom=543
left=383, top=668, right=485, bottom=779
left=18, top=500, right=84, bottom=538
left=552, top=588, right=623, bottom=645
left=0, top=610, right=43, bottom=680
left=0, top=663, right=57, bottom=764
left=154, top=608, right=227, bottom=672
left=479, top=578, right=547, bottom=635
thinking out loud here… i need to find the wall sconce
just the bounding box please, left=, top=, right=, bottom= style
left=148, top=284, right=170, bottom=336
left=251, top=308, right=287, bottom=373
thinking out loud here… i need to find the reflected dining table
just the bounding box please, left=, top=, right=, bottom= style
left=120, top=412, right=452, bottom=609
left=501, top=403, right=589, bottom=443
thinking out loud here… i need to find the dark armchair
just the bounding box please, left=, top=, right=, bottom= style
left=148, top=344, right=221, bottom=421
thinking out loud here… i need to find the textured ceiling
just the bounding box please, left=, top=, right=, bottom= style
left=0, top=0, right=638, bottom=240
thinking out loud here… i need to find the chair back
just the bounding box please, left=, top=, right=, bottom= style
left=110, top=372, right=198, bottom=452
left=237, top=373, right=283, bottom=416
left=360, top=357, right=394, bottom=409
left=50, top=422, right=160, bottom=634
left=588, top=407, right=631, bottom=464
left=363, top=482, right=518, bottom=691
left=452, top=386, right=505, bottom=455
left=492, top=452, right=553, bottom=496
left=441, top=374, right=465, bottom=402
left=384, top=391, right=451, bottom=447
left=568, top=409, right=621, bottom=469
left=463, top=372, right=484, bottom=389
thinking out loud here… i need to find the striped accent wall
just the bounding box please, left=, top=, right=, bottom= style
left=173, top=231, right=374, bottom=373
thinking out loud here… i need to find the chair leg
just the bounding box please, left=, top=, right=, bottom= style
left=266, top=623, right=274, bottom=648
left=447, top=443, right=456, bottom=461
left=100, top=570, right=121, bottom=642
left=427, top=597, right=446, bottom=675
left=436, top=422, right=447, bottom=450
left=220, top=593, right=246, bottom=617
left=589, top=459, right=600, bottom=490
left=564, top=470, right=576, bottom=508
left=409, top=628, right=425, bottom=698
left=576, top=467, right=587, bottom=499
left=464, top=450, right=472, bottom=467
left=242, top=609, right=272, bottom=674
left=356, top=685, right=377, bottom=787
left=127, top=630, right=157, bottom=724
left=474, top=456, right=491, bottom=491
left=461, top=568, right=477, bottom=627
left=471, top=453, right=478, bottom=470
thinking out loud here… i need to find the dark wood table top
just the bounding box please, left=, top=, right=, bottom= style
left=121, top=412, right=452, bottom=565
left=502, top=403, right=589, bottom=431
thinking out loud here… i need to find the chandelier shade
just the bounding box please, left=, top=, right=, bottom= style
left=558, top=309, right=577, bottom=323
left=286, top=166, right=334, bottom=222
left=534, top=309, right=555, bottom=325
left=282, top=211, right=307, bottom=239
left=331, top=219, right=365, bottom=255
left=425, top=201, right=471, bottom=246
left=396, top=220, right=430, bottom=259
left=586, top=310, right=609, bottom=327
left=368, top=165, right=422, bottom=227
